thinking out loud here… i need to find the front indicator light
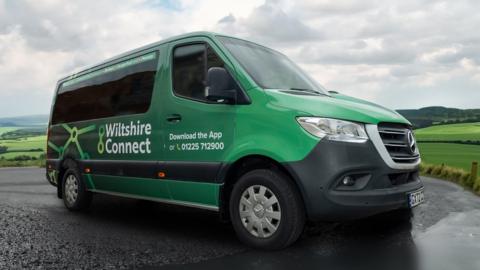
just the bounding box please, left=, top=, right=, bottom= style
left=297, top=117, right=368, bottom=143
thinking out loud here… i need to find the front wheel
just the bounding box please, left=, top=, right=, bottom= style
left=229, top=169, right=305, bottom=250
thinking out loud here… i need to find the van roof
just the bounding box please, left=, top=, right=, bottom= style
left=57, top=31, right=244, bottom=85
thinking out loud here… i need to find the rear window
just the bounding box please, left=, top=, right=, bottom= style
left=52, top=52, right=159, bottom=125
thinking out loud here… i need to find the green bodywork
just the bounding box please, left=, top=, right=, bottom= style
left=47, top=32, right=411, bottom=210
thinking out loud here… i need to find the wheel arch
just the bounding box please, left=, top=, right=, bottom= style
left=56, top=156, right=80, bottom=199
left=218, top=154, right=307, bottom=221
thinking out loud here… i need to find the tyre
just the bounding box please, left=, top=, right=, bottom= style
left=61, top=163, right=92, bottom=211
left=229, top=168, right=305, bottom=250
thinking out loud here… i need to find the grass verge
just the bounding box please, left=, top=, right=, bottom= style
left=0, top=158, right=45, bottom=168
left=420, top=162, right=479, bottom=195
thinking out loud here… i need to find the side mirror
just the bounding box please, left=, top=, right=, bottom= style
left=205, top=67, right=237, bottom=103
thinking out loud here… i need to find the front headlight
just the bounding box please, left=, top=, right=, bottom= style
left=297, top=117, right=368, bottom=143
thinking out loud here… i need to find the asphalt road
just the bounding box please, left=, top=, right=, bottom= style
left=0, top=168, right=479, bottom=270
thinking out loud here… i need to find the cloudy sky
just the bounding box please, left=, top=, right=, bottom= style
left=1, top=0, right=479, bottom=117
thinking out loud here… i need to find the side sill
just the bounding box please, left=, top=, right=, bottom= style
left=89, top=189, right=220, bottom=212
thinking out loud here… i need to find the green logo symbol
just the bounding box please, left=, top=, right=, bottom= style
left=48, top=124, right=96, bottom=160
left=98, top=126, right=105, bottom=154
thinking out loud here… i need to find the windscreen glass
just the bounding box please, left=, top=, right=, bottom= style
left=218, top=37, right=327, bottom=94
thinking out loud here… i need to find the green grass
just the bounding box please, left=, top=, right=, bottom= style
left=418, top=143, right=480, bottom=175
left=414, top=123, right=480, bottom=179
left=0, top=127, right=21, bottom=136
left=415, top=122, right=480, bottom=141
left=0, top=158, right=45, bottom=168
left=0, top=135, right=46, bottom=160
left=0, top=151, right=45, bottom=159
left=419, top=163, right=479, bottom=194
left=0, top=135, right=46, bottom=151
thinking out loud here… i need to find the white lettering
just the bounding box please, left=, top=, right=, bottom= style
left=106, top=124, right=115, bottom=137
left=102, top=121, right=153, bottom=155
left=105, top=138, right=113, bottom=153
left=145, top=124, right=151, bottom=135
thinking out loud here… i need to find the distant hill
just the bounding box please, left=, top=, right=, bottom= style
left=0, top=114, right=49, bottom=127
left=397, top=106, right=480, bottom=128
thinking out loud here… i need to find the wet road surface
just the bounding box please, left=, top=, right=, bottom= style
left=0, top=168, right=479, bottom=269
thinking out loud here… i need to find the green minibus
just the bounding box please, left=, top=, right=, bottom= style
left=46, top=32, right=424, bottom=249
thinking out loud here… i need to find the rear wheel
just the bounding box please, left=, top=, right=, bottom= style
left=62, top=164, right=92, bottom=211
left=230, top=169, right=305, bottom=250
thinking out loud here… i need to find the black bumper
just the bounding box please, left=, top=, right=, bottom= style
left=45, top=159, right=61, bottom=187
left=283, top=139, right=423, bottom=221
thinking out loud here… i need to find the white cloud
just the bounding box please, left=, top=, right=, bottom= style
left=0, top=0, right=479, bottom=117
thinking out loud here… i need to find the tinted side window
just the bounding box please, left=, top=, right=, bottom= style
left=52, top=52, right=158, bottom=124
left=172, top=44, right=224, bottom=101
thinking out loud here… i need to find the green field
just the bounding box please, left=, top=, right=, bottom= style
left=0, top=127, right=21, bottom=136
left=418, top=143, right=480, bottom=174
left=0, top=126, right=46, bottom=162
left=0, top=151, right=45, bottom=159
left=0, top=135, right=46, bottom=150
left=415, top=122, right=480, bottom=141
left=414, top=122, right=480, bottom=176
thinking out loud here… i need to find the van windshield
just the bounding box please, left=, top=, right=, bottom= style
left=218, top=36, right=328, bottom=95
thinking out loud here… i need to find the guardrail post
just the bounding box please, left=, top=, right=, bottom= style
left=472, top=161, right=479, bottom=191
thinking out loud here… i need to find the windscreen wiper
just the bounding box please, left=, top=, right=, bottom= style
left=289, top=88, right=326, bottom=95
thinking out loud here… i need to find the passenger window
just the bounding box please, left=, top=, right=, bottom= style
left=172, top=43, right=224, bottom=101
left=52, top=52, right=158, bottom=124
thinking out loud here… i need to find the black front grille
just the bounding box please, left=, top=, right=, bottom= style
left=378, top=123, right=419, bottom=164
left=389, top=172, right=418, bottom=186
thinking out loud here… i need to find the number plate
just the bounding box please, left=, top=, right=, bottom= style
left=408, top=189, right=425, bottom=208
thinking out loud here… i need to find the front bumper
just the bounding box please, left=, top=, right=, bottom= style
left=283, top=139, right=423, bottom=221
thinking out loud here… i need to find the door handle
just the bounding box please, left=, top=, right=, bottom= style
left=166, top=114, right=182, bottom=123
